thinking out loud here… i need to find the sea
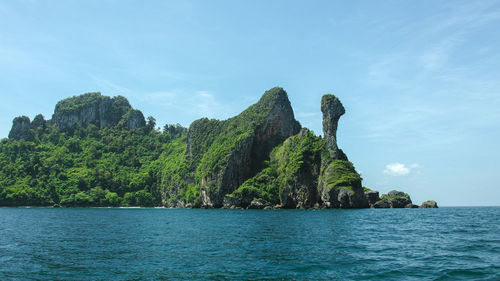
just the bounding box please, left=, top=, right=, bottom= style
left=0, top=207, right=499, bottom=280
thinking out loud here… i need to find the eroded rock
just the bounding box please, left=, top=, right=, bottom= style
left=8, top=116, right=32, bottom=140
left=321, top=94, right=346, bottom=160
left=420, top=200, right=438, bottom=208
left=365, top=190, right=380, bottom=207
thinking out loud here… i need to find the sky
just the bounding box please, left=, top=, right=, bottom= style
left=1, top=0, right=499, bottom=206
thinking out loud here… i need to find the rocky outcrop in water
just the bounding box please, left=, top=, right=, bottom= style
left=406, top=203, right=419, bottom=208
left=317, top=94, right=368, bottom=208
left=8, top=116, right=33, bottom=140
left=372, top=190, right=412, bottom=208
left=420, top=200, right=438, bottom=208
left=365, top=190, right=380, bottom=207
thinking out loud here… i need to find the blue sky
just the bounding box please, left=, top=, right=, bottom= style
left=1, top=0, right=499, bottom=206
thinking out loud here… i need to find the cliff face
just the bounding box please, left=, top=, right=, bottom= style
left=51, top=93, right=145, bottom=130
left=321, top=94, right=345, bottom=160
left=8, top=93, right=146, bottom=140
left=117, top=109, right=146, bottom=130
left=317, top=94, right=368, bottom=208
left=225, top=93, right=368, bottom=209
left=186, top=87, right=301, bottom=207
left=274, top=128, right=323, bottom=208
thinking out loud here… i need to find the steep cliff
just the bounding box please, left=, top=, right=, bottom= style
left=51, top=92, right=145, bottom=130
left=225, top=128, right=322, bottom=208
left=321, top=94, right=346, bottom=160
left=226, top=93, right=367, bottom=209
left=185, top=87, right=301, bottom=207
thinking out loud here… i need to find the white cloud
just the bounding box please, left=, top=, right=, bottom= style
left=383, top=163, right=419, bottom=176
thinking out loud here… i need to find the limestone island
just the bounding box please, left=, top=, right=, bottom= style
left=0, top=87, right=437, bottom=209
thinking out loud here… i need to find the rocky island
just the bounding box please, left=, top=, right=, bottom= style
left=0, top=87, right=436, bottom=208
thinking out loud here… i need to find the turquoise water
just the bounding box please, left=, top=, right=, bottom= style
left=0, top=207, right=499, bottom=280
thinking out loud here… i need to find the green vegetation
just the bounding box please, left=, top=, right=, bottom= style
left=0, top=88, right=300, bottom=207
left=185, top=87, right=298, bottom=199
left=322, top=160, right=362, bottom=193
left=0, top=89, right=369, bottom=208
left=229, top=129, right=323, bottom=205
left=381, top=190, right=410, bottom=200
left=231, top=166, right=280, bottom=205
left=0, top=117, right=187, bottom=206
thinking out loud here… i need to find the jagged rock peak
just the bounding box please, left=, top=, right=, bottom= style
left=117, top=109, right=146, bottom=130
left=8, top=116, right=32, bottom=140
left=187, top=86, right=301, bottom=208
left=256, top=87, right=289, bottom=107
left=51, top=92, right=145, bottom=130
left=321, top=94, right=345, bottom=158
left=31, top=114, right=46, bottom=129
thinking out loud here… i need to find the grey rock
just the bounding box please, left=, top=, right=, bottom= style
left=381, top=190, right=412, bottom=208
left=388, top=197, right=411, bottom=208
left=373, top=199, right=391, bottom=208
left=189, top=87, right=301, bottom=207
left=388, top=190, right=408, bottom=198
left=118, top=109, right=146, bottom=130
left=420, top=200, right=438, bottom=208
left=317, top=160, right=368, bottom=209
left=405, top=203, right=419, bottom=208
left=321, top=94, right=346, bottom=159
left=8, top=116, right=32, bottom=140
left=223, top=195, right=242, bottom=208
left=248, top=199, right=266, bottom=209
left=51, top=93, right=145, bottom=131
left=31, top=114, right=46, bottom=129
left=277, top=128, right=321, bottom=209
left=365, top=190, right=380, bottom=207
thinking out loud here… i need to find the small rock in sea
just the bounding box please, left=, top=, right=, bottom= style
left=405, top=203, right=419, bottom=208
left=248, top=200, right=265, bottom=209
left=420, top=200, right=438, bottom=208
left=373, top=199, right=391, bottom=208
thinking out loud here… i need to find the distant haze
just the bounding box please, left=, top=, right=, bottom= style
left=0, top=0, right=499, bottom=206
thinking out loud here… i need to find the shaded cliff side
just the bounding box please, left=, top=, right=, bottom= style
left=183, top=87, right=301, bottom=207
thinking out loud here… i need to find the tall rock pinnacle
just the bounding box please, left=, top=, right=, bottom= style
left=321, top=94, right=345, bottom=159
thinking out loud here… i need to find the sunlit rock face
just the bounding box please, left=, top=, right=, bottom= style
left=51, top=92, right=145, bottom=130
